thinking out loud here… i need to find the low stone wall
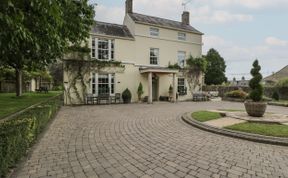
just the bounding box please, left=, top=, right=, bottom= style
left=203, top=86, right=288, bottom=100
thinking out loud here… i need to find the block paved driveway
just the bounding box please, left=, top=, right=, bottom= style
left=13, top=101, right=288, bottom=178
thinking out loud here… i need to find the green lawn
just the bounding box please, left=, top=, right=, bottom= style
left=191, top=111, right=222, bottom=122
left=225, top=123, right=288, bottom=137
left=0, top=91, right=62, bottom=119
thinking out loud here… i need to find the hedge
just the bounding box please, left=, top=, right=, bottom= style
left=0, top=95, right=62, bottom=177
left=225, top=90, right=248, bottom=99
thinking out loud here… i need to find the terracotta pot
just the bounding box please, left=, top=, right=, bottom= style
left=244, top=101, right=267, bottom=117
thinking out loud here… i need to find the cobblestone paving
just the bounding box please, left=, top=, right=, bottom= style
left=13, top=102, right=288, bottom=178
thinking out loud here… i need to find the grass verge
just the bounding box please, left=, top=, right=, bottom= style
left=0, top=94, right=62, bottom=177
left=191, top=111, right=222, bottom=122
left=225, top=123, right=288, bottom=138
left=0, top=91, right=62, bottom=119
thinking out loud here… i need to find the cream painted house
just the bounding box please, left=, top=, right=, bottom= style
left=63, top=0, right=203, bottom=105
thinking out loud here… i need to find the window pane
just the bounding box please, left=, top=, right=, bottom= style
left=150, top=27, right=159, bottom=36
left=178, top=78, right=186, bottom=95
left=178, top=32, right=186, bottom=40
left=178, top=51, right=186, bottom=67
left=150, top=48, right=159, bottom=65
left=98, top=74, right=109, bottom=95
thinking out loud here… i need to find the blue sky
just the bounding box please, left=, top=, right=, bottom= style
left=89, top=0, right=288, bottom=80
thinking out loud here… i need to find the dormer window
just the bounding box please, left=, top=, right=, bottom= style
left=150, top=27, right=159, bottom=37
left=91, top=37, right=115, bottom=60
left=178, top=32, right=186, bottom=41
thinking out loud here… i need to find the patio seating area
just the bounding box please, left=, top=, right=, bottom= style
left=86, top=93, right=121, bottom=105
left=192, top=92, right=209, bottom=101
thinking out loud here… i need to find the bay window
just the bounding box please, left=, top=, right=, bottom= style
left=91, top=73, right=115, bottom=95
left=91, top=38, right=115, bottom=60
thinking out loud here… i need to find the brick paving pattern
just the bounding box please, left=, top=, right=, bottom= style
left=12, top=102, right=288, bottom=178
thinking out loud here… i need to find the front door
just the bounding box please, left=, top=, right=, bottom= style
left=152, top=76, right=158, bottom=101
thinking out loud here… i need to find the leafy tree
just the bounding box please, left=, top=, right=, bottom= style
left=204, top=48, right=227, bottom=85
left=249, top=60, right=263, bottom=102
left=0, top=0, right=94, bottom=96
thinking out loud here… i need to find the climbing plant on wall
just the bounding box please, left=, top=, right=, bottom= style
left=184, top=55, right=207, bottom=95
left=63, top=45, right=124, bottom=105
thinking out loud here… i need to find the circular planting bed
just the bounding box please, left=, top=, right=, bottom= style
left=182, top=110, right=288, bottom=146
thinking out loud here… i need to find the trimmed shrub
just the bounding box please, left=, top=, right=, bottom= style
left=225, top=90, right=248, bottom=99
left=0, top=95, right=62, bottom=177
left=272, top=91, right=280, bottom=101
left=248, top=60, right=263, bottom=102
left=122, top=88, right=132, bottom=103
left=137, top=82, right=144, bottom=101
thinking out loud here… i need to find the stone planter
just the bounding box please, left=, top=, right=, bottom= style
left=244, top=101, right=267, bottom=117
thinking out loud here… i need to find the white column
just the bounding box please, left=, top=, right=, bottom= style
left=148, top=72, right=153, bottom=104
left=172, top=73, right=177, bottom=103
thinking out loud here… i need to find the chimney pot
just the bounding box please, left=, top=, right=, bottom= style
left=182, top=11, right=190, bottom=25
left=126, top=0, right=133, bottom=14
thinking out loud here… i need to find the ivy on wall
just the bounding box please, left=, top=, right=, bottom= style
left=184, top=55, right=207, bottom=95
left=63, top=45, right=124, bottom=105
left=168, top=56, right=207, bottom=95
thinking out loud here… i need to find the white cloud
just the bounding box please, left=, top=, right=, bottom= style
left=265, top=37, right=288, bottom=46
left=192, top=10, right=253, bottom=24
left=203, top=35, right=288, bottom=79
left=94, top=5, right=124, bottom=24
left=194, top=0, right=288, bottom=9
left=92, top=0, right=254, bottom=25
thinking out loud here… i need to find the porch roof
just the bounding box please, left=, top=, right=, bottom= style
left=139, top=67, right=178, bottom=74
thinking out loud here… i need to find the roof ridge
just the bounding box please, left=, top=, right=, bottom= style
left=130, top=12, right=185, bottom=25
left=264, top=65, right=288, bottom=80
left=94, top=20, right=126, bottom=27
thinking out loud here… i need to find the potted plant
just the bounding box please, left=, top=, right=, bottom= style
left=122, top=88, right=132, bottom=104
left=169, top=85, right=173, bottom=97
left=244, top=60, right=267, bottom=117
left=137, top=82, right=144, bottom=102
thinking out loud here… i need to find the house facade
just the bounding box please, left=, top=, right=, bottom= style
left=263, top=65, right=288, bottom=86
left=63, top=0, right=203, bottom=105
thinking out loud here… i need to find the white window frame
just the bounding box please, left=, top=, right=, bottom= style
left=177, top=51, right=186, bottom=68
left=91, top=73, right=115, bottom=96
left=178, top=32, right=186, bottom=41
left=91, top=37, right=114, bottom=61
left=150, top=27, right=159, bottom=37
left=150, top=48, right=159, bottom=65
left=177, top=78, right=186, bottom=95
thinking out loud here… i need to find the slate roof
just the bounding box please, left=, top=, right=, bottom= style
left=91, top=21, right=134, bottom=39
left=264, top=65, right=288, bottom=82
left=128, top=13, right=203, bottom=34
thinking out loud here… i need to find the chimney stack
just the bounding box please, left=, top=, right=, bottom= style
left=126, top=0, right=133, bottom=14
left=182, top=11, right=190, bottom=25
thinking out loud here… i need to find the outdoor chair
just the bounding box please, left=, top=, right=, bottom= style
left=111, top=93, right=121, bottom=103
left=97, top=93, right=111, bottom=104
left=86, top=94, right=96, bottom=104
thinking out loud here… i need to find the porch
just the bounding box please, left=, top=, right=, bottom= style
left=139, top=67, right=179, bottom=104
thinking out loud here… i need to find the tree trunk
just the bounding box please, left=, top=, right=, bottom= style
left=16, top=68, right=22, bottom=96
